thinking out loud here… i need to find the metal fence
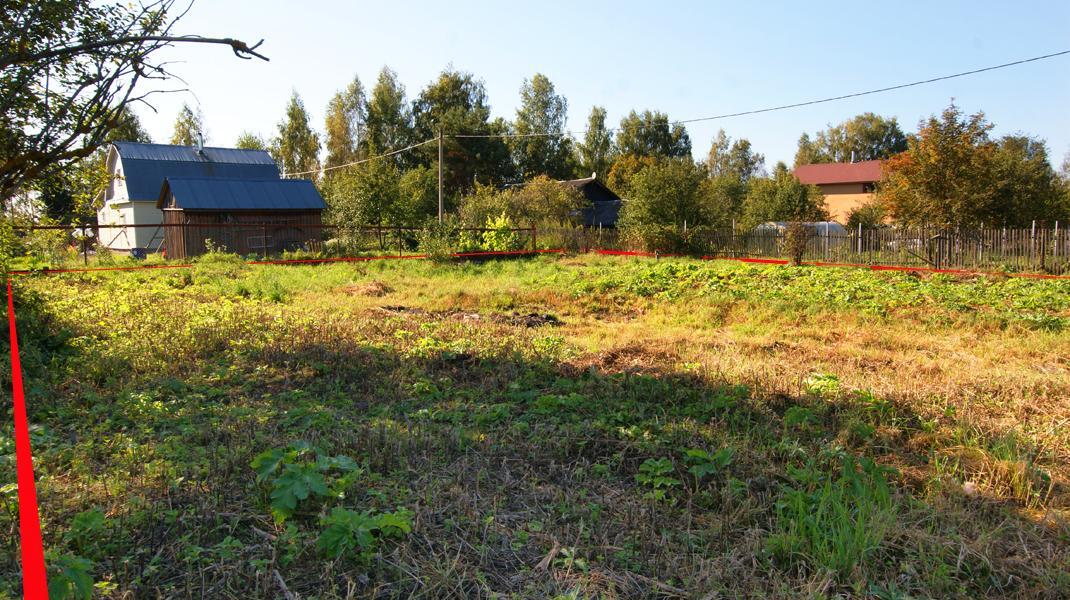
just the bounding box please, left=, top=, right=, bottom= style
left=538, top=225, right=1070, bottom=275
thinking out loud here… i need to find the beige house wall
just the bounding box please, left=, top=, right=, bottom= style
left=816, top=183, right=876, bottom=224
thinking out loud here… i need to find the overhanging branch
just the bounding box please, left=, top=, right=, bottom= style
left=1, top=35, right=269, bottom=69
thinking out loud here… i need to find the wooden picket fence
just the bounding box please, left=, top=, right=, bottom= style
left=538, top=225, right=1070, bottom=275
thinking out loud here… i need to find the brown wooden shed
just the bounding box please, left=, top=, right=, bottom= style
left=156, top=177, right=326, bottom=258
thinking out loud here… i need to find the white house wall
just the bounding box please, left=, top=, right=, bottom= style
left=97, top=149, right=164, bottom=251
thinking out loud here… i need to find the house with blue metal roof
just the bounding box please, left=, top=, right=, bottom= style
left=96, top=140, right=310, bottom=252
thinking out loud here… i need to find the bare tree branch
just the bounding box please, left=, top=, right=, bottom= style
left=1, top=35, right=269, bottom=69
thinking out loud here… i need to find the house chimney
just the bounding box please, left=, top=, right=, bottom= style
left=196, top=132, right=205, bottom=156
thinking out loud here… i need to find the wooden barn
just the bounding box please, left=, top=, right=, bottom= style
left=561, top=174, right=622, bottom=227
left=157, top=177, right=326, bottom=258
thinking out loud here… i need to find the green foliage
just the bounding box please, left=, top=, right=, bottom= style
left=170, top=103, right=205, bottom=146
left=846, top=202, right=888, bottom=229
left=683, top=447, right=734, bottom=482
left=317, top=507, right=412, bottom=559
left=251, top=443, right=362, bottom=522
left=234, top=131, right=267, bottom=150
left=511, top=74, right=573, bottom=179
left=459, top=177, right=583, bottom=228
left=794, top=113, right=908, bottom=165
left=577, top=106, right=615, bottom=179
left=416, top=219, right=460, bottom=261
left=481, top=213, right=524, bottom=252
left=412, top=68, right=513, bottom=193
left=706, top=129, right=765, bottom=183
left=325, top=158, right=403, bottom=233
left=272, top=92, right=321, bottom=176
left=783, top=406, right=818, bottom=429
left=740, top=164, right=827, bottom=230
left=618, top=159, right=709, bottom=250
left=635, top=458, right=681, bottom=502
left=47, top=552, right=94, bottom=600
left=766, top=456, right=898, bottom=579
left=615, top=110, right=691, bottom=159
left=324, top=76, right=366, bottom=170
left=364, top=67, right=413, bottom=158
left=0, top=1, right=170, bottom=197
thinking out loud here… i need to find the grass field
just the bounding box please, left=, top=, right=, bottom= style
left=2, top=254, right=1069, bottom=599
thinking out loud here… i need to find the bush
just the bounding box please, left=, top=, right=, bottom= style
left=481, top=213, right=525, bottom=252
left=783, top=222, right=811, bottom=266
left=846, top=202, right=887, bottom=229
left=416, top=221, right=459, bottom=262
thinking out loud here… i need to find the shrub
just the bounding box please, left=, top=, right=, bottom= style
left=481, top=213, right=525, bottom=252
left=783, top=221, right=811, bottom=266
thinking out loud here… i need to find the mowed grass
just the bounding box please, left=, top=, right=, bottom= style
left=1, top=254, right=1069, bottom=599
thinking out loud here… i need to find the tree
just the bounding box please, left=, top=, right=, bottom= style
left=0, top=0, right=267, bottom=198
left=880, top=103, right=1065, bottom=227
left=510, top=74, right=572, bottom=179
left=699, top=175, right=747, bottom=228
left=324, top=76, right=366, bottom=170
left=170, top=103, right=205, bottom=146
left=364, top=67, right=412, bottom=158
left=511, top=176, right=585, bottom=226
left=397, top=166, right=438, bottom=225
left=615, top=110, right=691, bottom=159
left=458, top=176, right=583, bottom=228
left=794, top=113, right=908, bottom=165
left=271, top=91, right=320, bottom=177
left=577, top=106, right=615, bottom=179
left=413, top=68, right=512, bottom=195
left=706, top=129, right=765, bottom=182
left=740, top=163, right=827, bottom=229
left=324, top=159, right=403, bottom=243
left=35, top=106, right=152, bottom=221
left=606, top=154, right=659, bottom=199
left=234, top=131, right=268, bottom=150
left=618, top=159, right=706, bottom=230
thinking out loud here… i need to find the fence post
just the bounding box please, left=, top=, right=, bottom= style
left=531, top=225, right=537, bottom=253
left=82, top=224, right=88, bottom=266
left=261, top=222, right=268, bottom=259
left=398, top=226, right=403, bottom=257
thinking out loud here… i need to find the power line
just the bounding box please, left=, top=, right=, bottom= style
left=283, top=49, right=1070, bottom=174
left=283, top=137, right=438, bottom=178
left=452, top=49, right=1070, bottom=139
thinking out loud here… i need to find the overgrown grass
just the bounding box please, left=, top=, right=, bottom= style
left=1, top=254, right=1068, bottom=598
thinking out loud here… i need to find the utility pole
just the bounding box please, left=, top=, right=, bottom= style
left=437, top=128, right=444, bottom=224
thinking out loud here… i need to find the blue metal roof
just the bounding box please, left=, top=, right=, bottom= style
left=113, top=142, right=280, bottom=200
left=158, top=178, right=325, bottom=211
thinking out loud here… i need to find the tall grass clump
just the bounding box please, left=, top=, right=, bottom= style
left=766, top=455, right=898, bottom=580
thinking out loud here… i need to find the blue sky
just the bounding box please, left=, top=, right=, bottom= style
left=141, top=0, right=1070, bottom=168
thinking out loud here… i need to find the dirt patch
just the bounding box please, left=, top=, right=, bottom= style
left=341, top=281, right=393, bottom=297
left=446, top=310, right=562, bottom=328
left=377, top=305, right=425, bottom=315
left=569, top=342, right=681, bottom=375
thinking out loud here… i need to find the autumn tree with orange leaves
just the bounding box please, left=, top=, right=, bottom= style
left=879, top=103, right=1066, bottom=228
